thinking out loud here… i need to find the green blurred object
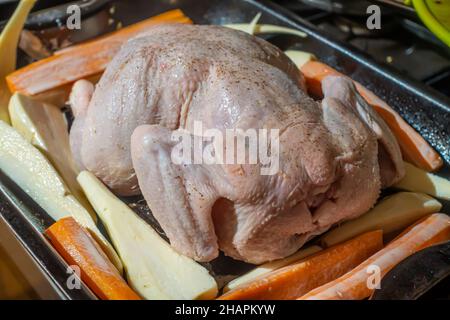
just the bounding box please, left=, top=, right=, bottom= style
left=407, top=0, right=450, bottom=46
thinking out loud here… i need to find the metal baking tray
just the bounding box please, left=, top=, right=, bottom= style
left=0, top=0, right=449, bottom=300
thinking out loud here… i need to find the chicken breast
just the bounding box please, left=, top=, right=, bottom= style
left=70, top=24, right=404, bottom=263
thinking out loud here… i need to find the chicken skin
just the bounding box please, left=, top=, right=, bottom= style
left=70, top=24, right=404, bottom=263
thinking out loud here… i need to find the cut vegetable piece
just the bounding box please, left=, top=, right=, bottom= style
left=0, top=0, right=36, bottom=123
left=394, top=162, right=450, bottom=201
left=239, top=12, right=262, bottom=35
left=6, top=9, right=192, bottom=96
left=298, top=60, right=443, bottom=172
left=45, top=217, right=140, bottom=300
left=358, top=89, right=443, bottom=172
left=77, top=171, right=218, bottom=300
left=0, top=121, right=122, bottom=272
left=218, top=230, right=382, bottom=300
left=299, top=213, right=450, bottom=300
left=224, top=23, right=306, bottom=38
left=284, top=50, right=316, bottom=68
left=320, top=192, right=442, bottom=248
left=9, top=92, right=97, bottom=222
left=223, top=245, right=322, bottom=292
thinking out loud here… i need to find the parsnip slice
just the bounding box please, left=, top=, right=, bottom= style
left=320, top=192, right=442, bottom=248
left=77, top=171, right=218, bottom=300
left=233, top=12, right=262, bottom=35
left=223, top=245, right=322, bottom=292
left=224, top=23, right=307, bottom=38
left=394, top=162, right=450, bottom=200
left=9, top=92, right=97, bottom=222
left=0, top=121, right=122, bottom=272
left=0, top=0, right=36, bottom=123
left=284, top=50, right=316, bottom=68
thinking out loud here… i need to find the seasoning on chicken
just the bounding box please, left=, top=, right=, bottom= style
left=70, top=24, right=404, bottom=264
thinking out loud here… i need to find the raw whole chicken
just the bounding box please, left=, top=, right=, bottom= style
left=70, top=24, right=404, bottom=264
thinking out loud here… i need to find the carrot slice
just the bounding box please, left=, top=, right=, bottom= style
left=45, top=217, right=141, bottom=300
left=299, top=213, right=450, bottom=300
left=300, top=60, right=443, bottom=172
left=217, top=230, right=383, bottom=300
left=6, top=9, right=192, bottom=96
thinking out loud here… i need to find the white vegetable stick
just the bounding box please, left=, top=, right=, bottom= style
left=320, top=192, right=442, bottom=247
left=395, top=162, right=450, bottom=200
left=224, top=23, right=307, bottom=38
left=0, top=0, right=36, bottom=123
left=78, top=171, right=218, bottom=300
left=284, top=50, right=316, bottom=67
left=9, top=92, right=97, bottom=222
left=0, top=120, right=122, bottom=272
left=247, top=12, right=262, bottom=35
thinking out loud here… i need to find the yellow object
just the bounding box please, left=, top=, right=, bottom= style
left=411, top=0, right=450, bottom=46
left=395, top=161, right=450, bottom=200
left=9, top=92, right=97, bottom=222
left=320, top=192, right=442, bottom=247
left=223, top=245, right=322, bottom=292
left=77, top=171, right=218, bottom=300
left=0, top=0, right=36, bottom=123
left=0, top=121, right=122, bottom=273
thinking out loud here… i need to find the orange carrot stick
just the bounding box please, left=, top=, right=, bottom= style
left=45, top=217, right=141, bottom=300
left=300, top=60, right=443, bottom=172
left=217, top=230, right=383, bottom=300
left=6, top=9, right=192, bottom=96
left=298, top=213, right=450, bottom=300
